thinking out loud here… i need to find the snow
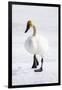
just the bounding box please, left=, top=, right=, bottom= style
left=12, top=5, right=58, bottom=85
left=12, top=61, right=58, bottom=85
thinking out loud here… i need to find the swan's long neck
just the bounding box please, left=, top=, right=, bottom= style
left=32, top=25, right=36, bottom=36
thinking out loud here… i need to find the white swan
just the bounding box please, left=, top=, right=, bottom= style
left=24, top=20, right=48, bottom=72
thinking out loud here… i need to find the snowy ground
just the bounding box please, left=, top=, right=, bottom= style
left=12, top=61, right=58, bottom=85
left=12, top=5, right=58, bottom=85
left=12, top=25, right=58, bottom=85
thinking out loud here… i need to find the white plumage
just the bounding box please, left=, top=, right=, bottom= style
left=24, top=20, right=48, bottom=71
left=24, top=24, right=48, bottom=57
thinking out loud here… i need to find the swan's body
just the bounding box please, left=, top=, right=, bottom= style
left=24, top=20, right=48, bottom=72
left=25, top=33, right=48, bottom=57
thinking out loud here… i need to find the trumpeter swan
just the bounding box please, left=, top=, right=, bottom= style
left=24, top=20, right=48, bottom=72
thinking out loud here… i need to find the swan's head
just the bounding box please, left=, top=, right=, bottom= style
left=25, top=20, right=33, bottom=33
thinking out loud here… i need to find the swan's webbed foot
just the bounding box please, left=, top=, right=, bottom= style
left=34, top=58, right=43, bottom=72
left=34, top=67, right=43, bottom=72
left=32, top=65, right=37, bottom=68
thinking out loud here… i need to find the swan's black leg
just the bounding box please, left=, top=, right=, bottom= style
left=34, top=55, right=39, bottom=66
left=32, top=54, right=39, bottom=68
left=34, top=58, right=43, bottom=72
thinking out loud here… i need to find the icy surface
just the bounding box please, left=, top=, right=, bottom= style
left=12, top=5, right=58, bottom=85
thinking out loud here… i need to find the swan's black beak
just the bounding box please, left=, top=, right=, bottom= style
left=24, top=24, right=30, bottom=33
left=24, top=28, right=29, bottom=33
left=25, top=20, right=32, bottom=33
